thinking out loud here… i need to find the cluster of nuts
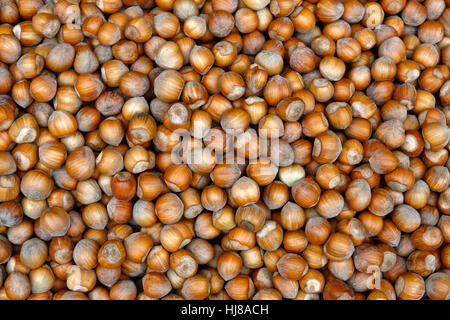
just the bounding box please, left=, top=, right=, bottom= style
left=0, top=0, right=449, bottom=301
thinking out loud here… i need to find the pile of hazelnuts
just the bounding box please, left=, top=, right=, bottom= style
left=0, top=0, right=449, bottom=300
